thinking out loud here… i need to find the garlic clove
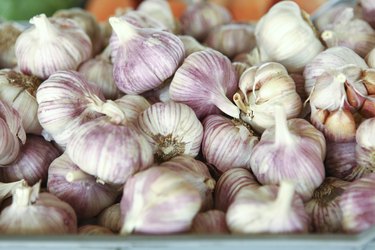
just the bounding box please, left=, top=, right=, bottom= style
left=191, top=210, right=229, bottom=234
left=78, top=225, right=114, bottom=235
left=323, top=108, right=357, bottom=143
left=98, top=203, right=122, bottom=233
left=362, top=69, right=375, bottom=95
left=178, top=35, right=206, bottom=57
left=0, top=22, right=23, bottom=68
left=325, top=141, right=357, bottom=181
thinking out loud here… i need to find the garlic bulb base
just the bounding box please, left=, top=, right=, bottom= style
left=154, top=134, right=186, bottom=162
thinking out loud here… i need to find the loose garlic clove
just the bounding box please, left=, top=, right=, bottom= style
left=170, top=49, right=239, bottom=119
left=178, top=35, right=206, bottom=57
left=191, top=210, right=229, bottom=234
left=78, top=225, right=114, bottom=235
left=226, top=181, right=309, bottom=234
left=325, top=141, right=357, bottom=181
left=109, top=16, right=184, bottom=94
left=137, top=102, right=203, bottom=162
left=202, top=115, right=258, bottom=172
left=98, top=203, right=122, bottom=233
left=15, top=14, right=92, bottom=80
left=120, top=167, right=202, bottom=235
left=0, top=22, right=23, bottom=68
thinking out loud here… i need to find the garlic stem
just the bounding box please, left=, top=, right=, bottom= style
left=233, top=93, right=249, bottom=114
left=12, top=186, right=32, bottom=207
left=274, top=105, right=294, bottom=145
left=0, top=179, right=26, bottom=203
left=109, top=17, right=137, bottom=43
left=65, top=170, right=94, bottom=183
left=205, top=179, right=216, bottom=190
left=274, top=181, right=296, bottom=215
left=321, top=30, right=338, bottom=47
left=215, top=94, right=240, bottom=119
left=30, top=14, right=56, bottom=38
left=88, top=96, right=127, bottom=124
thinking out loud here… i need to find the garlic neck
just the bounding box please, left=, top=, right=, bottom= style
left=274, top=181, right=295, bottom=215
left=274, top=105, right=294, bottom=146
left=0, top=179, right=26, bottom=203
left=65, top=170, right=94, bottom=183
left=233, top=93, right=251, bottom=115
left=321, top=30, right=338, bottom=48
left=88, top=96, right=127, bottom=125
left=109, top=17, right=138, bottom=43
left=30, top=14, right=57, bottom=39
left=12, top=186, right=32, bottom=207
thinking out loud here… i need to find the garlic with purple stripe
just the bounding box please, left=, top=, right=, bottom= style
left=109, top=16, right=184, bottom=94
left=15, top=14, right=92, bottom=80
left=169, top=49, right=239, bottom=119
left=191, top=210, right=229, bottom=234
left=137, top=102, right=203, bottom=162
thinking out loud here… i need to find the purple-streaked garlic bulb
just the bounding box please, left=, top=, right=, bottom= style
left=159, top=156, right=215, bottom=211
left=0, top=100, right=26, bottom=166
left=202, top=115, right=258, bottom=172
left=325, top=141, right=357, bottom=181
left=233, top=62, right=302, bottom=133
left=47, top=153, right=119, bottom=219
left=0, top=70, right=42, bottom=134
left=205, top=23, right=256, bottom=59
left=191, top=210, right=229, bottom=234
left=15, top=14, right=92, bottom=80
left=120, top=167, right=202, bottom=235
left=180, top=1, right=231, bottom=41
left=137, top=102, right=203, bottom=162
left=78, top=46, right=120, bottom=100
left=214, top=168, right=260, bottom=212
left=305, top=177, right=350, bottom=233
left=178, top=35, right=206, bottom=57
left=0, top=179, right=26, bottom=205
left=169, top=49, right=239, bottom=119
left=36, top=70, right=105, bottom=149
left=0, top=22, right=23, bottom=68
left=78, top=225, right=114, bottom=235
left=0, top=182, right=77, bottom=234
left=340, top=174, right=375, bottom=233
left=226, top=182, right=309, bottom=234
left=98, top=203, right=121, bottom=233
left=67, top=117, right=153, bottom=185
left=361, top=0, right=375, bottom=29
left=0, top=135, right=60, bottom=185
left=250, top=106, right=326, bottom=201
left=109, top=16, right=184, bottom=94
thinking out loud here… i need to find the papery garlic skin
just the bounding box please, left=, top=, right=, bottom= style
left=98, top=203, right=122, bottom=233
left=169, top=49, right=239, bottom=119
left=15, top=14, right=92, bottom=79
left=0, top=22, right=23, bottom=68
left=191, top=210, right=229, bottom=234
left=178, top=35, right=206, bottom=57
left=202, top=115, right=258, bottom=172
left=137, top=102, right=203, bottom=162
left=120, top=167, right=202, bottom=235
left=325, top=141, right=357, bottom=181
left=78, top=225, right=114, bottom=235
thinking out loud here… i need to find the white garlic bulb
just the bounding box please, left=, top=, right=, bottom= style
left=0, top=22, right=23, bottom=68
left=137, top=102, right=203, bottom=162
left=98, top=203, right=122, bottom=233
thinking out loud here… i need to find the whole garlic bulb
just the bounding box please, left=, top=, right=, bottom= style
left=98, top=203, right=122, bottom=233
left=0, top=22, right=23, bottom=68
left=254, top=1, right=324, bottom=73
left=109, top=17, right=184, bottom=94
left=120, top=10, right=169, bottom=30
left=169, top=49, right=239, bottom=119
left=178, top=35, right=206, bottom=57
left=191, top=210, right=229, bottom=234
left=137, top=102, right=203, bottom=162
left=0, top=69, right=42, bottom=134
left=202, top=115, right=258, bottom=172
left=78, top=225, right=114, bottom=235
left=120, top=167, right=202, bottom=235
left=15, top=14, right=92, bottom=80
left=226, top=182, right=309, bottom=234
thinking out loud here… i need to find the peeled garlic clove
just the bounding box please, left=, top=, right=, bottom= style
left=340, top=174, right=375, bottom=233
left=170, top=49, right=239, bottom=119
left=227, top=181, right=309, bottom=234
left=114, top=95, right=150, bottom=123
left=178, top=35, right=206, bottom=57
left=361, top=0, right=375, bottom=29
left=367, top=48, right=375, bottom=68
left=180, top=1, right=231, bottom=41
left=204, top=23, right=256, bottom=59
left=15, top=14, right=92, bottom=80
left=356, top=117, right=375, bottom=149
left=109, top=17, right=184, bottom=94
left=191, top=210, right=229, bottom=234
left=325, top=141, right=357, bottom=181
left=98, top=203, right=122, bottom=233
left=137, top=102, right=203, bottom=162
left=0, top=69, right=42, bottom=134
left=0, top=22, right=23, bottom=68
left=202, top=115, right=258, bottom=172
left=78, top=225, right=114, bottom=235
left=214, top=168, right=259, bottom=212
left=120, top=167, right=202, bottom=235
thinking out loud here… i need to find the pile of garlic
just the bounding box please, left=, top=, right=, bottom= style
left=1, top=0, right=375, bottom=235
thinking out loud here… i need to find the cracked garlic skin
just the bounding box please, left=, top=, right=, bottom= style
left=0, top=22, right=23, bottom=68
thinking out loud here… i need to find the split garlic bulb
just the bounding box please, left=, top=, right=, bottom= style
left=109, top=16, right=184, bottom=94
left=15, top=14, right=92, bottom=80
left=254, top=1, right=324, bottom=73
left=325, top=141, right=357, bottom=181
left=0, top=22, right=23, bottom=68
left=120, top=167, right=202, bottom=235
left=0, top=69, right=42, bottom=134
left=169, top=49, right=239, bottom=119
left=178, top=35, right=206, bottom=57
left=202, top=115, right=258, bottom=172
left=226, top=182, right=309, bottom=234
left=98, top=203, right=122, bottom=233
left=137, top=102, right=203, bottom=162
left=191, top=210, right=229, bottom=234
left=78, top=225, right=114, bottom=235
left=250, top=106, right=326, bottom=201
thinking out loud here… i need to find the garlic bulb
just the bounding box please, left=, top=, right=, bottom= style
left=120, top=167, right=202, bottom=235
left=305, top=177, right=350, bottom=233
left=214, top=168, right=259, bottom=212
left=205, top=23, right=256, bottom=59
left=15, top=14, right=92, bottom=80
left=0, top=100, right=26, bottom=166
left=98, top=203, right=122, bottom=233
left=137, top=102, right=203, bottom=162
left=180, top=1, right=231, bottom=41
left=340, top=174, right=375, bottom=233
left=47, top=153, right=119, bottom=219
left=0, top=135, right=60, bottom=185
left=0, top=22, right=23, bottom=68
left=78, top=46, right=120, bottom=100
left=233, top=62, right=302, bottom=133
left=356, top=117, right=375, bottom=149
left=367, top=48, right=375, bottom=68
left=250, top=106, right=326, bottom=201
left=325, top=141, right=357, bottom=181
left=191, top=210, right=229, bottom=234
left=226, top=181, right=309, bottom=234
left=169, top=49, right=239, bottom=119
left=314, top=3, right=354, bottom=32
left=202, top=115, right=258, bottom=172
left=0, top=182, right=77, bottom=234
left=159, top=156, right=215, bottom=211
left=0, top=179, right=26, bottom=205
left=109, top=16, right=184, bottom=94
left=178, top=35, right=206, bottom=57
left=78, top=225, right=114, bottom=235
left=255, top=1, right=324, bottom=73
left=361, top=0, right=375, bottom=29
left=0, top=69, right=42, bottom=134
